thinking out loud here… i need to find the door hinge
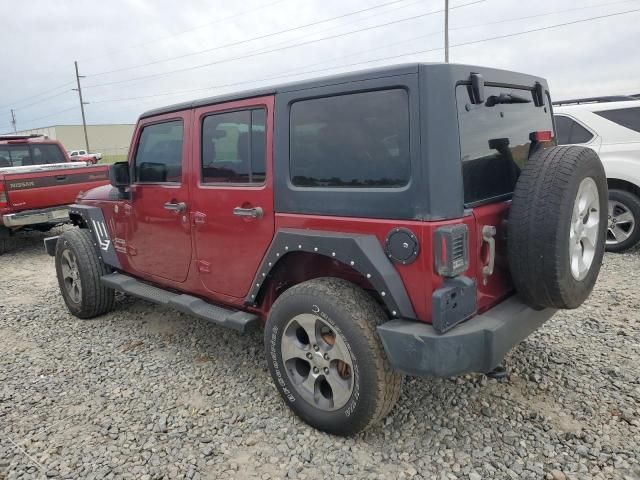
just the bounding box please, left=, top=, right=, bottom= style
left=197, top=260, right=211, bottom=273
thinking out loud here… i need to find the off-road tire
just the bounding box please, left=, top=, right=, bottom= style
left=55, top=228, right=115, bottom=318
left=0, top=239, right=7, bottom=256
left=508, top=145, right=607, bottom=309
left=606, top=189, right=640, bottom=253
left=264, top=277, right=402, bottom=436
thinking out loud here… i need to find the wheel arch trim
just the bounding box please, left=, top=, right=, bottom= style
left=66, top=204, right=121, bottom=269
left=245, top=228, right=416, bottom=320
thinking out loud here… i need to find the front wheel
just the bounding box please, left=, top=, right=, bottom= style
left=606, top=189, right=640, bottom=252
left=55, top=228, right=115, bottom=318
left=264, top=278, right=402, bottom=436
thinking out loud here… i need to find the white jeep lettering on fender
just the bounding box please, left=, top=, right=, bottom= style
left=91, top=219, right=111, bottom=251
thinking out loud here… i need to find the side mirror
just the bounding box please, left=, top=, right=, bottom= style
left=109, top=161, right=130, bottom=198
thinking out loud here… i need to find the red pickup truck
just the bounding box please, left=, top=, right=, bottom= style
left=0, top=135, right=109, bottom=254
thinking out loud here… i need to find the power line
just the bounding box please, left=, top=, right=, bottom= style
left=18, top=106, right=77, bottom=127
left=86, top=0, right=413, bottom=77
left=81, top=0, right=291, bottom=63
left=450, top=0, right=640, bottom=31
left=246, top=0, right=425, bottom=56
left=12, top=89, right=73, bottom=112
left=84, top=0, right=485, bottom=89
left=90, top=5, right=640, bottom=106
left=0, top=81, right=74, bottom=110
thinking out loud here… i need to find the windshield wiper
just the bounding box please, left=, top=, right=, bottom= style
left=485, top=93, right=532, bottom=107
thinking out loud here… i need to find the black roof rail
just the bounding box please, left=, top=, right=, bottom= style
left=552, top=95, right=637, bottom=106
left=0, top=134, right=45, bottom=141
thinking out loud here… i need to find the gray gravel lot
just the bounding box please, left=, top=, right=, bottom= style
left=1, top=228, right=639, bottom=480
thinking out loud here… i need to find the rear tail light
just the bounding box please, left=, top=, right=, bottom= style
left=434, top=224, right=469, bottom=277
left=0, top=184, right=7, bottom=207
left=530, top=130, right=553, bottom=142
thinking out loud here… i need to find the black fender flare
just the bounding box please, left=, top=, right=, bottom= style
left=68, top=204, right=121, bottom=269
left=245, top=228, right=416, bottom=320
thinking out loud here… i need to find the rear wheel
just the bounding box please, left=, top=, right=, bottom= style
left=508, top=146, right=607, bottom=309
left=606, top=189, right=640, bottom=253
left=264, top=278, right=402, bottom=436
left=55, top=228, right=115, bottom=318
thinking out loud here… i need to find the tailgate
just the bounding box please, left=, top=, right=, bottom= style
left=3, top=166, right=109, bottom=211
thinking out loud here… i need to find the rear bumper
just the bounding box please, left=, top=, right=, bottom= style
left=2, top=206, right=69, bottom=227
left=377, top=295, right=556, bottom=378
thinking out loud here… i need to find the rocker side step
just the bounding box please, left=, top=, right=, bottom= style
left=101, top=272, right=259, bottom=333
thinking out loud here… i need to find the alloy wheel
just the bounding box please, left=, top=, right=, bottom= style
left=281, top=313, right=354, bottom=411
left=570, top=177, right=600, bottom=281
left=61, top=249, right=82, bottom=303
left=606, top=199, right=636, bottom=246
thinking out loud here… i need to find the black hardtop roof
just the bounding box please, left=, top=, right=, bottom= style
left=140, top=62, right=548, bottom=119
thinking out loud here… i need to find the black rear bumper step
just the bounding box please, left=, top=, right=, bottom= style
left=101, top=272, right=259, bottom=333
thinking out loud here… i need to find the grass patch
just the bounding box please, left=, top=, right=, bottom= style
left=100, top=154, right=128, bottom=164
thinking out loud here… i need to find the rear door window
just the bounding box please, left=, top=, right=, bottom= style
left=554, top=115, right=594, bottom=145
left=457, top=85, right=554, bottom=205
left=594, top=107, right=640, bottom=133
left=201, top=108, right=266, bottom=184
left=290, top=89, right=410, bottom=188
left=134, top=120, right=184, bottom=183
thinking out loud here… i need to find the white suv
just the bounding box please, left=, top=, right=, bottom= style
left=554, top=97, right=640, bottom=252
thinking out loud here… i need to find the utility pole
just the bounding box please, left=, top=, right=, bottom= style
left=73, top=61, right=90, bottom=152
left=444, top=0, right=450, bottom=63
left=10, top=109, right=17, bottom=133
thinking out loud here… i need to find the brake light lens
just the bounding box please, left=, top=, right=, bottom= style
left=434, top=225, right=469, bottom=277
left=531, top=130, right=553, bottom=142
left=0, top=184, right=7, bottom=207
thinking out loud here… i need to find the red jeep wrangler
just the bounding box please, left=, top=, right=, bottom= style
left=46, top=63, right=607, bottom=435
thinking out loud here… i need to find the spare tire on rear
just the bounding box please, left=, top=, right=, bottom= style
left=507, top=145, right=607, bottom=309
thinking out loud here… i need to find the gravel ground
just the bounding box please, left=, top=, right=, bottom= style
left=0, top=228, right=639, bottom=480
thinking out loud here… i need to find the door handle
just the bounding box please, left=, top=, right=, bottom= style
left=164, top=201, right=187, bottom=213
left=481, top=225, right=496, bottom=285
left=233, top=206, right=263, bottom=219
left=56, top=175, right=67, bottom=181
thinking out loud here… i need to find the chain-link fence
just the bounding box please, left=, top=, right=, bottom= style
left=98, top=146, right=129, bottom=164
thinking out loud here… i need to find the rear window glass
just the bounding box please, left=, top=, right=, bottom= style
left=134, top=120, right=184, bottom=183
left=594, top=107, right=640, bottom=133
left=457, top=85, right=554, bottom=205
left=31, top=144, right=66, bottom=164
left=0, top=144, right=63, bottom=167
left=554, top=115, right=594, bottom=145
left=290, top=89, right=410, bottom=188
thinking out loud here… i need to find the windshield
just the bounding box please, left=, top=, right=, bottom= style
left=457, top=84, right=554, bottom=205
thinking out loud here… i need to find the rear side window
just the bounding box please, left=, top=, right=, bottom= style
left=134, top=120, right=183, bottom=183
left=594, top=107, right=640, bottom=133
left=554, top=115, right=594, bottom=144
left=31, top=144, right=66, bottom=164
left=457, top=85, right=554, bottom=205
left=290, top=89, right=410, bottom=188
left=0, top=145, right=30, bottom=167
left=201, top=108, right=266, bottom=184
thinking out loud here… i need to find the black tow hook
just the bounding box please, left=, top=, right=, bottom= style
left=485, top=364, right=508, bottom=380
